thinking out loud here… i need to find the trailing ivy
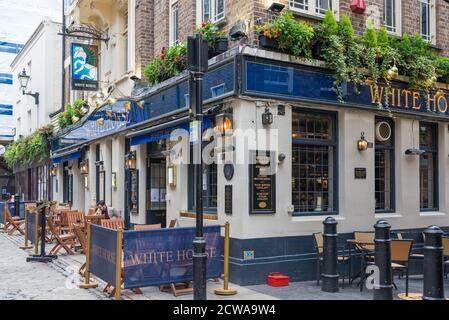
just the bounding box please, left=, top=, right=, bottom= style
left=4, top=125, right=53, bottom=169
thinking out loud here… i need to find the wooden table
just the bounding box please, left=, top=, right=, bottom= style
left=346, top=239, right=375, bottom=290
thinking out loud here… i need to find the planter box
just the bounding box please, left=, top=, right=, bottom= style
left=209, top=37, right=229, bottom=59
left=258, top=33, right=279, bottom=50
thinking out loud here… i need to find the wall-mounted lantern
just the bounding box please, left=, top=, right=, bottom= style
left=168, top=165, right=177, bottom=187
left=216, top=111, right=234, bottom=136
left=262, top=107, right=273, bottom=126
left=357, top=132, right=369, bottom=151
left=79, top=160, right=89, bottom=175
left=125, top=151, right=137, bottom=170
left=50, top=165, right=58, bottom=177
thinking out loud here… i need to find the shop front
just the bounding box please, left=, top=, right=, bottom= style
left=51, top=47, right=449, bottom=286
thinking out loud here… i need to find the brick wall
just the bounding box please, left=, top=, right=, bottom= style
left=136, top=0, right=154, bottom=78
left=135, top=0, right=448, bottom=75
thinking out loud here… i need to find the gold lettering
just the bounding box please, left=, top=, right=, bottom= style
left=438, top=96, right=448, bottom=113
left=428, top=95, right=437, bottom=112
left=370, top=85, right=384, bottom=105
left=391, top=88, right=396, bottom=107
left=403, top=90, right=412, bottom=109
left=413, top=92, right=421, bottom=110
left=397, top=89, right=402, bottom=107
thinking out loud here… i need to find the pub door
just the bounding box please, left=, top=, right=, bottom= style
left=125, top=168, right=139, bottom=230
left=146, top=157, right=167, bottom=227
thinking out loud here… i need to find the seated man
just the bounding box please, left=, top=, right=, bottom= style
left=95, top=201, right=110, bottom=219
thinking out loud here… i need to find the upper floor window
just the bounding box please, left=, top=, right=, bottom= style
left=289, top=0, right=339, bottom=18
left=170, top=2, right=180, bottom=46
left=420, top=0, right=436, bottom=44
left=383, top=0, right=401, bottom=35
left=197, top=0, right=225, bottom=24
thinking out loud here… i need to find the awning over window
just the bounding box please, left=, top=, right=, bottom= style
left=51, top=149, right=81, bottom=164
left=128, top=116, right=212, bottom=147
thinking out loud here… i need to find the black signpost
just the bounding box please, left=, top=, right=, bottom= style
left=188, top=34, right=209, bottom=301
left=27, top=202, right=57, bottom=263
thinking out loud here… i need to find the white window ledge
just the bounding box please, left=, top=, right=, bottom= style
left=292, top=215, right=345, bottom=223
left=419, top=211, right=446, bottom=217
left=375, top=213, right=402, bottom=219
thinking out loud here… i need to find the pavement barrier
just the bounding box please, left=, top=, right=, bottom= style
left=423, top=225, right=446, bottom=300
left=373, top=219, right=393, bottom=300
left=321, top=217, right=339, bottom=293
left=81, top=223, right=225, bottom=300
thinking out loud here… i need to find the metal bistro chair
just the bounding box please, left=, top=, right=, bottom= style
left=391, top=239, right=414, bottom=297
left=313, top=232, right=350, bottom=287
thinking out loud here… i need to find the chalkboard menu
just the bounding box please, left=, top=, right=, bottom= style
left=249, top=150, right=276, bottom=214
left=130, top=170, right=139, bottom=215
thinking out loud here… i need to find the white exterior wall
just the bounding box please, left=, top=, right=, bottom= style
left=11, top=20, right=62, bottom=137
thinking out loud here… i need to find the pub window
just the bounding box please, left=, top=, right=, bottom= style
left=419, top=122, right=438, bottom=211
left=170, top=1, right=179, bottom=46
left=188, top=136, right=217, bottom=213
left=289, top=0, right=339, bottom=18
left=420, top=0, right=436, bottom=44
left=292, top=110, right=337, bottom=215
left=375, top=118, right=395, bottom=212
left=383, top=0, right=401, bottom=35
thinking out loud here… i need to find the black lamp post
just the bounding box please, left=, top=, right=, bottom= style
left=18, top=68, right=39, bottom=105
left=188, top=34, right=209, bottom=301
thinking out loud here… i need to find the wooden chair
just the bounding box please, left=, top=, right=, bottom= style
left=168, top=219, right=178, bottom=228
left=84, top=214, right=105, bottom=225
left=5, top=205, right=25, bottom=236
left=443, top=236, right=449, bottom=279
left=73, top=223, right=87, bottom=275
left=354, top=231, right=375, bottom=252
left=391, top=239, right=414, bottom=296
left=134, top=224, right=161, bottom=230
left=46, top=216, right=76, bottom=255
left=313, top=232, right=350, bottom=286
left=101, top=219, right=124, bottom=230
left=66, top=212, right=85, bottom=231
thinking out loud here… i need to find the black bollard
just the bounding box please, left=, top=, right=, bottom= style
left=373, top=220, right=393, bottom=300
left=26, top=202, right=57, bottom=263
left=322, top=217, right=339, bottom=292
left=423, top=226, right=445, bottom=300
left=14, top=193, right=20, bottom=217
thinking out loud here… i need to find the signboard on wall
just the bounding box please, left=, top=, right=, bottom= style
left=71, top=43, right=99, bottom=91
left=249, top=150, right=276, bottom=214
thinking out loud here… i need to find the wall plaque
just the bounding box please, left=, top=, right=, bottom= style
left=355, top=168, right=367, bottom=179
left=225, top=185, right=232, bottom=215
left=249, top=150, right=276, bottom=214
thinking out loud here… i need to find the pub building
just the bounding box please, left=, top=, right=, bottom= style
left=51, top=47, right=449, bottom=285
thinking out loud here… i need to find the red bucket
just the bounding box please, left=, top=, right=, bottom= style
left=267, top=273, right=289, bottom=287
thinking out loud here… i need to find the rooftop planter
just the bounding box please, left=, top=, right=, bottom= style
left=58, top=99, right=90, bottom=130
left=195, top=21, right=229, bottom=59
left=4, top=125, right=53, bottom=169
left=256, top=10, right=449, bottom=103
left=144, top=43, right=187, bottom=86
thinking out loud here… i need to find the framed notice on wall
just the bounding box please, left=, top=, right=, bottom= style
left=249, top=150, right=276, bottom=214
left=71, top=43, right=99, bottom=91
left=130, top=170, right=139, bottom=215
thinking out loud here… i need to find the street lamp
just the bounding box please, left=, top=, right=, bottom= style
left=18, top=68, right=39, bottom=105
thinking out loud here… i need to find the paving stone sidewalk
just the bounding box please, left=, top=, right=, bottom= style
left=2, top=232, right=448, bottom=300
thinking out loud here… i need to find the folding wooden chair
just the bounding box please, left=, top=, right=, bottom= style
left=101, top=219, right=124, bottom=230
left=168, top=219, right=178, bottom=228
left=73, top=223, right=87, bottom=275
left=66, top=212, right=85, bottom=232
left=46, top=216, right=76, bottom=255
left=133, top=224, right=161, bottom=230
left=5, top=205, right=25, bottom=236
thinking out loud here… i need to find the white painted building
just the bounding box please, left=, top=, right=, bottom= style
left=0, top=0, right=61, bottom=140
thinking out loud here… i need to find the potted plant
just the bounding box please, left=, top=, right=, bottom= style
left=256, top=21, right=280, bottom=50
left=144, top=43, right=187, bottom=86
left=195, top=22, right=228, bottom=58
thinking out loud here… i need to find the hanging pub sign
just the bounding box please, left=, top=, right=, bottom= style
left=71, top=43, right=99, bottom=91
left=249, top=150, right=276, bottom=214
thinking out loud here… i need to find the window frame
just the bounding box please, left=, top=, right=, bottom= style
left=383, top=0, right=402, bottom=36
left=374, top=117, right=395, bottom=214
left=188, top=138, right=218, bottom=214
left=288, top=0, right=340, bottom=20
left=419, top=0, right=436, bottom=45
left=291, top=108, right=338, bottom=217
left=169, top=1, right=180, bottom=46
left=196, top=0, right=226, bottom=25
left=419, top=122, right=438, bottom=212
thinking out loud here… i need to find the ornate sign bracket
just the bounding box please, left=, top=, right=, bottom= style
left=59, top=24, right=109, bottom=45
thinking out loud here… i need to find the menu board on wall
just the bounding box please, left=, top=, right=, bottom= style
left=130, top=170, right=139, bottom=215
left=249, top=150, right=276, bottom=214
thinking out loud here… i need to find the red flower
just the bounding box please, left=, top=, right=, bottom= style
left=161, top=47, right=166, bottom=61
left=202, top=22, right=206, bottom=28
